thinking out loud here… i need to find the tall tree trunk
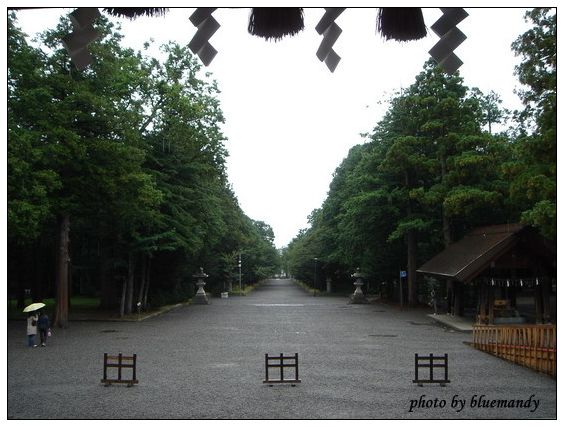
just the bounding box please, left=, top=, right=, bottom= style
left=407, top=229, right=417, bottom=305
left=98, top=240, right=113, bottom=309
left=119, top=277, right=126, bottom=318
left=440, top=151, right=455, bottom=314
left=143, top=256, right=151, bottom=309
left=16, top=248, right=26, bottom=309
left=32, top=243, right=42, bottom=301
left=137, top=254, right=147, bottom=311
left=68, top=257, right=73, bottom=310
left=405, top=171, right=418, bottom=306
left=125, top=252, right=135, bottom=315
left=54, top=214, right=70, bottom=328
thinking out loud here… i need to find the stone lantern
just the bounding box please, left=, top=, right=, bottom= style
left=193, top=267, right=209, bottom=305
left=350, top=267, right=368, bottom=304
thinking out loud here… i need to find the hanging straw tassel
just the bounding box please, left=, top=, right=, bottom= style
left=377, top=8, right=427, bottom=41
left=248, top=8, right=304, bottom=41
left=103, top=8, right=168, bottom=19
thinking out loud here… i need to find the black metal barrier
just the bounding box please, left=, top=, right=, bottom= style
left=101, top=353, right=138, bottom=387
left=413, top=353, right=450, bottom=386
left=264, top=352, right=301, bottom=386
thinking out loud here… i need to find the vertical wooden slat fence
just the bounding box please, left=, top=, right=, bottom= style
left=472, top=325, right=556, bottom=377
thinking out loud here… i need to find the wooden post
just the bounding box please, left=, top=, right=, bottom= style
left=479, top=281, right=487, bottom=324
left=446, top=280, right=454, bottom=315
left=132, top=354, right=137, bottom=382
left=279, top=353, right=284, bottom=382
left=453, top=283, right=463, bottom=316
left=534, top=280, right=543, bottom=324
left=103, top=353, right=108, bottom=381
left=542, top=278, right=551, bottom=324
left=487, top=286, right=494, bottom=325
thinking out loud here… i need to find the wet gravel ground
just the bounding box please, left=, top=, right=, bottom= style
left=7, top=279, right=556, bottom=419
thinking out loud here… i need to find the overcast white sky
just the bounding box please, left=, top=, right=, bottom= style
left=11, top=5, right=538, bottom=248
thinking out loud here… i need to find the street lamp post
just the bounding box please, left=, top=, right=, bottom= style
left=238, top=253, right=242, bottom=293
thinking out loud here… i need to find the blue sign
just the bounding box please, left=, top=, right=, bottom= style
left=400, top=271, right=407, bottom=278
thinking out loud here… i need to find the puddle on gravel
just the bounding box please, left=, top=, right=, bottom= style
left=100, top=329, right=119, bottom=333
left=408, top=321, right=435, bottom=326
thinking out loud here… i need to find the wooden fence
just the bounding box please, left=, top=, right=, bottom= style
left=472, top=325, right=556, bottom=377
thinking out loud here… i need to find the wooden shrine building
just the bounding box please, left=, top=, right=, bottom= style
left=417, top=224, right=556, bottom=325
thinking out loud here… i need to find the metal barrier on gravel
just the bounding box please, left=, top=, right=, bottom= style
left=413, top=353, right=450, bottom=386
left=101, top=353, right=139, bottom=387
left=263, top=353, right=301, bottom=386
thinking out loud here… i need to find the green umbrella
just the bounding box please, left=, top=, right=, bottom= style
left=23, top=302, right=45, bottom=313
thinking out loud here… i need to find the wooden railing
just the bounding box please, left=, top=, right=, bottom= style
left=472, top=325, right=556, bottom=377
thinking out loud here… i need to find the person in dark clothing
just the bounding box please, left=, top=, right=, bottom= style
left=37, top=311, right=50, bottom=347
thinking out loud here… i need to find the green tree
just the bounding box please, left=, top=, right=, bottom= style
left=286, top=60, right=514, bottom=310
left=8, top=13, right=61, bottom=245
left=505, top=8, right=556, bottom=239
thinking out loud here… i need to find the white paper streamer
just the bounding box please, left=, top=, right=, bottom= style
left=428, top=8, right=468, bottom=74
left=61, top=8, right=101, bottom=70
left=188, top=8, right=219, bottom=66
left=315, top=8, right=345, bottom=73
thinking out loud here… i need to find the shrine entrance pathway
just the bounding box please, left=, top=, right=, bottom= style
left=7, top=279, right=555, bottom=419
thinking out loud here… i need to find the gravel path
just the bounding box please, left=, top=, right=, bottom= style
left=7, top=279, right=556, bottom=419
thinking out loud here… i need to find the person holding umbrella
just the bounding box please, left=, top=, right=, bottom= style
left=23, top=302, right=45, bottom=348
